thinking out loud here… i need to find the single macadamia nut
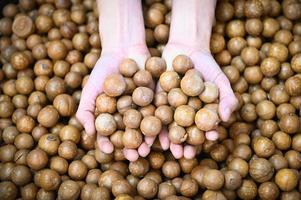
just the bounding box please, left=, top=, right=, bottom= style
left=195, top=108, right=219, bottom=131
left=169, top=126, right=187, bottom=144
left=199, top=82, right=219, bottom=103
left=174, top=105, right=195, bottom=127
left=119, top=59, right=139, bottom=77
left=95, top=113, right=117, bottom=136
left=159, top=71, right=180, bottom=92
left=132, top=87, right=154, bottom=107
left=275, top=169, right=298, bottom=191
left=103, top=74, right=126, bottom=97
left=123, top=128, right=143, bottom=149
left=172, top=55, right=194, bottom=74
left=180, top=70, right=204, bottom=97
left=140, top=116, right=162, bottom=137
left=145, top=57, right=167, bottom=78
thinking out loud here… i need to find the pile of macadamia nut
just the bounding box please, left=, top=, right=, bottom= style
left=94, top=55, right=220, bottom=153
left=1, top=0, right=301, bottom=199
left=95, top=57, right=165, bottom=152
left=159, top=55, right=220, bottom=144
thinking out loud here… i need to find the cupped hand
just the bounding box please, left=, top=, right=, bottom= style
left=76, top=46, right=151, bottom=161
left=157, top=43, right=238, bottom=159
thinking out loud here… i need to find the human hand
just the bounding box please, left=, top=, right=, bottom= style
left=76, top=46, right=151, bottom=161
left=155, top=43, right=238, bottom=159
left=76, top=0, right=156, bottom=161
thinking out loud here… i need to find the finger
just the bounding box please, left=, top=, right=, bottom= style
left=205, top=130, right=219, bottom=141
left=145, top=136, right=156, bottom=145
left=184, top=145, right=196, bottom=159
left=76, top=111, right=96, bottom=136
left=123, top=148, right=139, bottom=162
left=170, top=143, right=183, bottom=159
left=76, top=58, right=119, bottom=135
left=138, top=142, right=151, bottom=157
left=218, top=94, right=238, bottom=122
left=190, top=52, right=238, bottom=122
left=97, top=134, right=114, bottom=154
left=77, top=54, right=127, bottom=135
left=213, top=73, right=238, bottom=122
left=158, top=128, right=170, bottom=150
left=138, top=136, right=156, bottom=157
left=76, top=86, right=97, bottom=136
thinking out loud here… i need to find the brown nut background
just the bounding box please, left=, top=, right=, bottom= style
left=0, top=0, right=301, bottom=199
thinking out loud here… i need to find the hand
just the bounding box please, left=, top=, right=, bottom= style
left=156, top=43, right=238, bottom=159
left=77, top=0, right=151, bottom=161
left=76, top=46, right=151, bottom=161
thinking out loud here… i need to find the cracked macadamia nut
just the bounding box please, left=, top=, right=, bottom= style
left=169, top=126, right=187, bottom=144
left=174, top=105, right=195, bottom=127
left=37, top=106, right=59, bottom=128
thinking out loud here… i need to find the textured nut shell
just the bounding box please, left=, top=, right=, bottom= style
left=195, top=108, right=220, bottom=131
left=199, top=82, right=219, bottom=103
left=103, top=74, right=126, bottom=97
left=140, top=116, right=162, bottom=136
left=95, top=113, right=116, bottom=136
left=180, top=71, right=204, bottom=96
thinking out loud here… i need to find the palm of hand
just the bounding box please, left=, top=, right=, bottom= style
left=77, top=43, right=238, bottom=161
left=156, top=43, right=238, bottom=159
left=76, top=47, right=151, bottom=161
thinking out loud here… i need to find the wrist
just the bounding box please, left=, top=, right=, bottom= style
left=164, top=41, right=211, bottom=58
left=167, top=39, right=210, bottom=53
left=168, top=0, right=216, bottom=52
left=101, top=43, right=149, bottom=58
left=98, top=0, right=147, bottom=52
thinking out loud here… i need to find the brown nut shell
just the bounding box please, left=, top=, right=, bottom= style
left=140, top=116, right=162, bottom=137
left=95, top=113, right=116, bottom=136
left=195, top=108, right=219, bottom=131
left=103, top=74, right=126, bottom=97
left=180, top=70, right=204, bottom=97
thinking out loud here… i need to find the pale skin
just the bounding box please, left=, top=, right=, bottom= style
left=76, top=0, right=238, bottom=161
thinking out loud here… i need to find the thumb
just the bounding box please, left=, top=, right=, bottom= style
left=158, top=127, right=170, bottom=150
left=97, top=134, right=114, bottom=154
left=76, top=81, right=98, bottom=136
left=76, top=111, right=95, bottom=136
left=215, top=73, right=238, bottom=122
left=138, top=136, right=156, bottom=157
